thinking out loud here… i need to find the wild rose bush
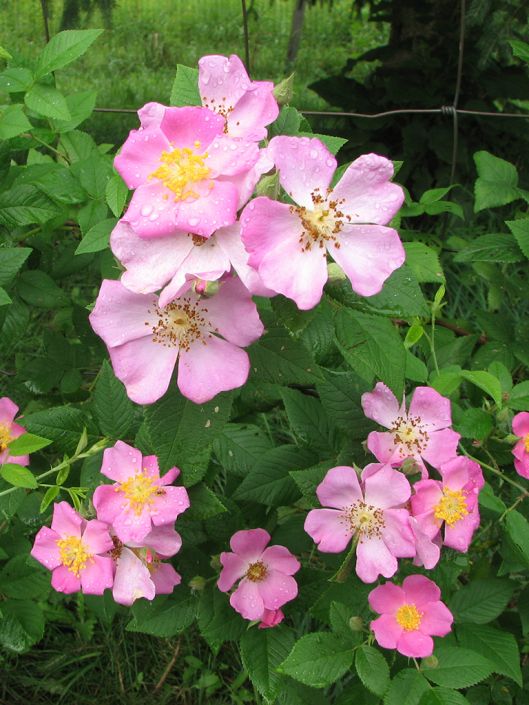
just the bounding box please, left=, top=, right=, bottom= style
left=1, top=30, right=529, bottom=703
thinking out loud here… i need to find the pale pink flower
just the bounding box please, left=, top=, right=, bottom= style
left=198, top=54, right=279, bottom=142
left=114, top=104, right=260, bottom=239
left=512, top=412, right=529, bottom=479
left=31, top=502, right=113, bottom=595
left=111, top=220, right=272, bottom=307
left=93, top=441, right=189, bottom=543
left=304, top=464, right=415, bottom=583
left=89, top=276, right=264, bottom=405
left=240, top=137, right=405, bottom=310
left=369, top=575, right=453, bottom=658
left=111, top=525, right=182, bottom=606
left=409, top=516, right=441, bottom=570
left=0, top=397, right=29, bottom=467
left=218, top=528, right=300, bottom=622
left=411, top=456, right=484, bottom=553
left=361, top=382, right=460, bottom=477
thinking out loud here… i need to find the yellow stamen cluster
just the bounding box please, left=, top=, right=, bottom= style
left=149, top=144, right=211, bottom=201
left=119, top=470, right=159, bottom=516
left=391, top=414, right=429, bottom=455
left=148, top=298, right=214, bottom=352
left=395, top=603, right=422, bottom=631
left=344, top=501, right=385, bottom=541
left=246, top=561, right=268, bottom=582
left=291, top=188, right=352, bottom=254
left=57, top=536, right=92, bottom=577
left=0, top=423, right=11, bottom=453
left=524, top=434, right=529, bottom=453
left=434, top=487, right=468, bottom=527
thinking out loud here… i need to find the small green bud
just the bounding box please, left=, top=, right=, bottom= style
left=349, top=616, right=363, bottom=632
left=273, top=73, right=295, bottom=106
left=255, top=171, right=280, bottom=199
left=422, top=655, right=438, bottom=668
left=400, top=457, right=421, bottom=476
left=327, top=262, right=346, bottom=282
left=189, top=575, right=207, bottom=592
left=210, top=554, right=221, bottom=571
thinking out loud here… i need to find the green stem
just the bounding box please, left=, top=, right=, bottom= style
left=460, top=446, right=529, bottom=494
left=22, top=132, right=69, bottom=161
left=430, top=310, right=440, bottom=375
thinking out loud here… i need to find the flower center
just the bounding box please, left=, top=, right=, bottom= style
left=201, top=98, right=234, bottom=132
left=149, top=298, right=214, bottom=352
left=0, top=424, right=11, bottom=452
left=434, top=487, right=468, bottom=527
left=391, top=414, right=429, bottom=456
left=524, top=434, right=529, bottom=453
left=119, top=470, right=159, bottom=516
left=149, top=143, right=211, bottom=201
left=246, top=561, right=268, bottom=582
left=395, top=603, right=422, bottom=631
left=57, top=535, right=93, bottom=577
left=291, top=189, right=351, bottom=254
left=344, top=501, right=385, bottom=541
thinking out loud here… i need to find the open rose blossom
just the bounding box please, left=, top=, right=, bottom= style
left=0, top=396, right=30, bottom=467
left=369, top=575, right=453, bottom=658
left=411, top=456, right=484, bottom=553
left=240, top=136, right=405, bottom=310
left=512, top=412, right=529, bottom=479
left=111, top=525, right=182, bottom=606
left=89, top=275, right=264, bottom=404
left=218, top=528, right=300, bottom=623
left=31, top=502, right=113, bottom=594
left=361, top=382, right=460, bottom=477
left=304, top=464, right=415, bottom=583
left=115, top=104, right=260, bottom=239
left=93, top=441, right=189, bottom=543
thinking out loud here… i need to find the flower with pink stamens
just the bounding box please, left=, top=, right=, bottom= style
left=411, top=456, right=484, bottom=553
left=240, top=136, right=405, bottom=310
left=369, top=575, right=453, bottom=658
left=93, top=441, right=189, bottom=543
left=114, top=104, right=260, bottom=239
left=361, top=382, right=460, bottom=477
left=89, top=275, right=264, bottom=405
left=512, top=412, right=529, bottom=479
left=218, top=529, right=300, bottom=622
left=304, top=464, right=415, bottom=583
left=31, top=502, right=113, bottom=595
left=0, top=397, right=30, bottom=467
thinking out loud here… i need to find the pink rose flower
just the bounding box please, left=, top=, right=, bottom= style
left=89, top=276, right=264, bottom=405
left=114, top=104, right=260, bottom=239
left=218, top=528, right=300, bottom=622
left=0, top=397, right=30, bottom=467
left=369, top=575, right=453, bottom=658
left=110, top=220, right=272, bottom=307
left=304, top=464, right=415, bottom=583
left=361, top=382, right=461, bottom=477
left=259, top=608, right=284, bottom=629
left=198, top=54, right=279, bottom=142
left=111, top=525, right=182, bottom=606
left=93, top=441, right=189, bottom=543
left=512, top=412, right=529, bottom=479
left=240, top=137, right=405, bottom=310
left=31, top=502, right=114, bottom=595
left=411, top=456, right=484, bottom=553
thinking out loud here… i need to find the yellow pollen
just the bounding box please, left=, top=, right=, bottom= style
left=291, top=187, right=351, bottom=254
left=434, top=487, right=468, bottom=527
left=396, top=604, right=422, bottom=631
left=147, top=297, right=215, bottom=352
left=57, top=536, right=92, bottom=577
left=246, top=561, right=268, bottom=582
left=0, top=424, right=11, bottom=452
left=119, top=470, right=158, bottom=516
left=343, top=501, right=385, bottom=541
left=149, top=147, right=211, bottom=201
left=524, top=434, right=529, bottom=453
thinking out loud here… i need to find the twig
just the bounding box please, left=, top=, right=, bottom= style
left=154, top=639, right=181, bottom=692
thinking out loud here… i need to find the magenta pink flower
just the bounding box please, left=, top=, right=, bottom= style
left=240, top=137, right=405, bottom=310
left=111, top=220, right=272, bottom=307
left=114, top=104, right=260, bottom=239
left=111, top=525, right=182, bottom=606
left=198, top=54, right=279, bottom=141
left=369, top=575, right=453, bottom=658
left=93, top=441, right=189, bottom=543
left=304, top=464, right=415, bottom=583
left=259, top=609, right=284, bottom=629
left=218, top=529, right=300, bottom=622
left=512, top=412, right=529, bottom=479
left=89, top=276, right=264, bottom=405
left=0, top=397, right=30, bottom=467
left=411, top=456, right=484, bottom=553
left=361, top=383, right=461, bottom=477
left=31, top=502, right=113, bottom=595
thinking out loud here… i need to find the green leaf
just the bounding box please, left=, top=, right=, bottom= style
left=508, top=380, right=529, bottom=410
left=23, top=406, right=96, bottom=455
left=0, top=464, right=37, bottom=489
left=0, top=67, right=32, bottom=92
left=503, top=510, right=529, bottom=567
left=506, top=219, right=529, bottom=259
left=249, top=326, right=323, bottom=385
left=0, top=555, right=49, bottom=599
left=0, top=248, right=32, bottom=287
left=240, top=626, right=295, bottom=701
left=75, top=218, right=117, bottom=255
left=17, top=270, right=68, bottom=308
left=0, top=185, right=60, bottom=226
left=280, top=388, right=335, bottom=452
left=0, top=599, right=45, bottom=652
left=0, top=104, right=32, bottom=140
left=40, top=485, right=59, bottom=513
left=363, top=265, right=429, bottom=318
left=316, top=369, right=372, bottom=436
left=25, top=84, right=71, bottom=121
left=71, top=152, right=112, bottom=199
left=334, top=308, right=405, bottom=398
left=384, top=669, right=430, bottom=705
left=93, top=360, right=134, bottom=438
left=421, top=646, right=493, bottom=688
left=269, top=106, right=302, bottom=137
left=449, top=578, right=514, bottom=624
left=453, top=408, right=492, bottom=441
left=419, top=689, right=470, bottom=705
left=0, top=45, right=12, bottom=60
left=473, top=151, right=520, bottom=212
left=170, top=64, right=200, bottom=106
left=8, top=433, right=52, bottom=455
left=298, top=132, right=347, bottom=154
left=404, top=243, right=445, bottom=284
left=35, top=29, right=104, bottom=78
left=127, top=591, right=196, bottom=637
left=49, top=90, right=97, bottom=132
left=509, top=38, right=529, bottom=63
left=185, top=484, right=226, bottom=520
left=460, top=370, right=502, bottom=407
left=355, top=645, right=390, bottom=697
left=279, top=632, right=354, bottom=688
left=454, top=234, right=523, bottom=264
left=197, top=585, right=246, bottom=652
left=105, top=172, right=128, bottom=217
left=212, top=423, right=272, bottom=477
left=0, top=288, right=11, bottom=306
left=457, top=623, right=522, bottom=686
